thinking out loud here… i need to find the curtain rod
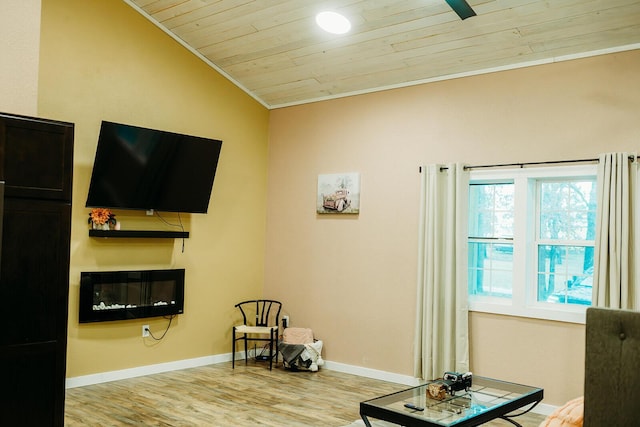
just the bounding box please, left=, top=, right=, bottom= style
left=464, top=157, right=599, bottom=170
left=421, top=155, right=637, bottom=173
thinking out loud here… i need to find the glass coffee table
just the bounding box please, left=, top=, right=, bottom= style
left=360, top=376, right=543, bottom=427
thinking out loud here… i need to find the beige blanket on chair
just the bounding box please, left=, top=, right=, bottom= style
left=280, top=327, right=324, bottom=371
left=282, top=327, right=314, bottom=344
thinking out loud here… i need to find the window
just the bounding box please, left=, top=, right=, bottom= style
left=468, top=183, right=514, bottom=299
left=536, top=180, right=596, bottom=306
left=467, top=165, right=597, bottom=323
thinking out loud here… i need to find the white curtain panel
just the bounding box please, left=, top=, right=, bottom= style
left=593, top=153, right=637, bottom=309
left=413, top=164, right=469, bottom=381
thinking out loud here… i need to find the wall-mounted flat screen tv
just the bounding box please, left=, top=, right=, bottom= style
left=86, top=121, right=222, bottom=213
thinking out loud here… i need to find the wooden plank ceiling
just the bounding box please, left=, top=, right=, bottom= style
left=127, top=0, right=640, bottom=108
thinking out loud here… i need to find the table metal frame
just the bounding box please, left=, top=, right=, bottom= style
left=360, top=376, right=543, bottom=427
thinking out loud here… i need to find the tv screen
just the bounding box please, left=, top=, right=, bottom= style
left=86, top=121, right=222, bottom=213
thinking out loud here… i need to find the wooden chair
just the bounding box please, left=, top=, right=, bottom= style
left=232, top=299, right=282, bottom=370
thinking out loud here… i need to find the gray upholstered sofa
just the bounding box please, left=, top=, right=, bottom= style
left=583, top=307, right=640, bottom=426
left=541, top=307, right=640, bottom=427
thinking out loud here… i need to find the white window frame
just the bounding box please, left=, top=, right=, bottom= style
left=468, top=164, right=597, bottom=324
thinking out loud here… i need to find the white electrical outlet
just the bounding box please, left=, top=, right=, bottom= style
left=142, top=324, right=150, bottom=337
left=283, top=315, right=289, bottom=328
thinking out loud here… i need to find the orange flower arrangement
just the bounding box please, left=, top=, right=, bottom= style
left=88, top=208, right=116, bottom=226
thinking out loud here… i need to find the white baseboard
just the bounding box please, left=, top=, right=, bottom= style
left=322, top=360, right=420, bottom=387
left=532, top=403, right=556, bottom=416
left=65, top=354, right=556, bottom=416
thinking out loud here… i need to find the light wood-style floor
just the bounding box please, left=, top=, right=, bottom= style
left=64, top=361, right=545, bottom=426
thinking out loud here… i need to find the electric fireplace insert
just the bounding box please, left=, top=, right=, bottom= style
left=79, top=269, right=185, bottom=323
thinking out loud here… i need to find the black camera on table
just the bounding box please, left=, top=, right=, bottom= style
left=442, top=371, right=473, bottom=395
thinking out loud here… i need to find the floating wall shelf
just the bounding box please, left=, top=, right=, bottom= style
left=88, top=230, right=189, bottom=239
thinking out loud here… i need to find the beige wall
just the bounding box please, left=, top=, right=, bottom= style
left=35, top=0, right=269, bottom=377
left=0, top=0, right=41, bottom=115
left=469, top=313, right=585, bottom=406
left=266, top=50, right=640, bottom=405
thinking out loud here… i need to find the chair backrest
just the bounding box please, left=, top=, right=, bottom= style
left=235, top=299, right=282, bottom=327
left=583, top=307, right=640, bottom=427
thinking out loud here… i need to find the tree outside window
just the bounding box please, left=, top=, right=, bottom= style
left=537, top=179, right=596, bottom=305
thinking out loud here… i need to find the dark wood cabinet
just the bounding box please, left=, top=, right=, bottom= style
left=0, top=113, right=73, bottom=201
left=0, top=112, right=73, bottom=427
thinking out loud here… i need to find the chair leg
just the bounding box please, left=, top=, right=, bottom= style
left=269, top=328, right=275, bottom=370
left=232, top=327, right=236, bottom=369
left=243, top=334, right=248, bottom=365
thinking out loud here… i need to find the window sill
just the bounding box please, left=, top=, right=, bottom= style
left=469, top=301, right=587, bottom=324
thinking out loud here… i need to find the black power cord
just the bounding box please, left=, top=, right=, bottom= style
left=145, top=315, right=175, bottom=341
left=155, top=211, right=186, bottom=252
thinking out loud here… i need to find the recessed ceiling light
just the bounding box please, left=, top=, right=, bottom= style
left=316, top=11, right=351, bottom=35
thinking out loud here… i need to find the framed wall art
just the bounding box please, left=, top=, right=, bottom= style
left=317, top=172, right=360, bottom=214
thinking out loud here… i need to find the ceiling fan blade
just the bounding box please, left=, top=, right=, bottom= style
left=445, top=0, right=477, bottom=20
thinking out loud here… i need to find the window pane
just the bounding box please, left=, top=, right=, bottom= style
left=539, top=180, right=597, bottom=240
left=537, top=245, right=593, bottom=305
left=468, top=242, right=513, bottom=298
left=469, top=183, right=514, bottom=238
